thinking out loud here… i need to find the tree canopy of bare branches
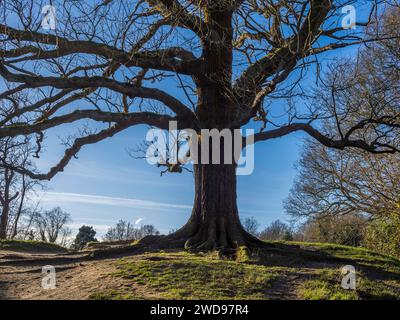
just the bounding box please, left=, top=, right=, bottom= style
left=285, top=7, right=400, bottom=221
left=32, top=206, right=71, bottom=244
left=0, top=1, right=399, bottom=251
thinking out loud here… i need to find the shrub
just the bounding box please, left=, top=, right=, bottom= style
left=73, top=225, right=97, bottom=250
left=259, top=220, right=293, bottom=241
left=363, top=214, right=400, bottom=258
left=296, top=214, right=367, bottom=247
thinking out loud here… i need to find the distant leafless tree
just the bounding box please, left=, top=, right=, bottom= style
left=242, top=217, right=260, bottom=236
left=103, top=220, right=138, bottom=242
left=0, top=136, right=39, bottom=239
left=32, top=207, right=72, bottom=243
left=259, top=220, right=293, bottom=241
left=285, top=141, right=400, bottom=219
left=103, top=220, right=160, bottom=242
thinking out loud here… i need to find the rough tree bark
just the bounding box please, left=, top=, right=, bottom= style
left=0, top=168, right=19, bottom=239
left=0, top=203, right=10, bottom=239
left=141, top=163, right=263, bottom=252
left=141, top=9, right=265, bottom=253
left=10, top=176, right=27, bottom=239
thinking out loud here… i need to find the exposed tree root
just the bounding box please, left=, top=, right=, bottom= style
left=138, top=221, right=285, bottom=260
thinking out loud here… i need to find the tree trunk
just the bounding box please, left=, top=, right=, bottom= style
left=0, top=204, right=9, bottom=239
left=185, top=163, right=260, bottom=250
left=140, top=8, right=264, bottom=254
left=141, top=164, right=264, bottom=252
left=11, top=176, right=27, bottom=239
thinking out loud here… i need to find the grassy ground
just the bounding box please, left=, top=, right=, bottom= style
left=2, top=240, right=400, bottom=300
left=91, top=251, right=278, bottom=300
left=89, top=242, right=400, bottom=300
left=0, top=240, right=68, bottom=253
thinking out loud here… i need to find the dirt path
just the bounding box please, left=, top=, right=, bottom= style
left=267, top=271, right=306, bottom=300
left=0, top=248, right=300, bottom=300
left=0, top=249, right=151, bottom=300
left=0, top=248, right=350, bottom=300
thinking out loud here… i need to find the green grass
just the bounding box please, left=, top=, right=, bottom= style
left=89, top=290, right=142, bottom=300
left=94, top=251, right=278, bottom=300
left=0, top=240, right=67, bottom=253
left=270, top=241, right=400, bottom=274
left=298, top=269, right=359, bottom=300
left=90, top=242, right=400, bottom=300
left=298, top=269, right=400, bottom=300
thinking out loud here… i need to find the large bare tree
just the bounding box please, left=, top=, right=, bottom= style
left=285, top=7, right=400, bottom=221
left=31, top=207, right=71, bottom=244
left=0, top=0, right=399, bottom=252
left=285, top=141, right=400, bottom=219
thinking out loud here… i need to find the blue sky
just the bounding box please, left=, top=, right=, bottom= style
left=1, top=1, right=372, bottom=238
left=32, top=48, right=358, bottom=238
left=34, top=124, right=304, bottom=236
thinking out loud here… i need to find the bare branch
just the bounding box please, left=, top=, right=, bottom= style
left=251, top=123, right=399, bottom=154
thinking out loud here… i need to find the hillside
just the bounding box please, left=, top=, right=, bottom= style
left=0, top=240, right=68, bottom=254
left=1, top=241, right=400, bottom=300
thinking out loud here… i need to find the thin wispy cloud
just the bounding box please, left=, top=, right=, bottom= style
left=61, top=161, right=188, bottom=187
left=68, top=222, right=111, bottom=233
left=37, top=192, right=191, bottom=211
left=135, top=218, right=144, bottom=225
left=73, top=217, right=119, bottom=224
